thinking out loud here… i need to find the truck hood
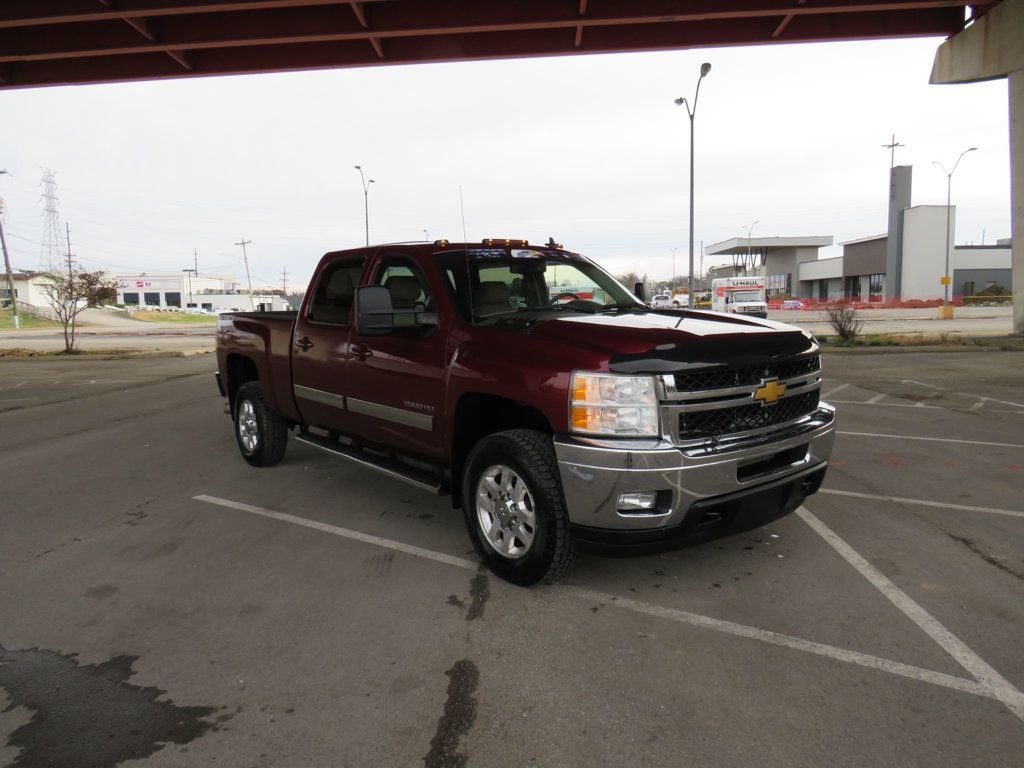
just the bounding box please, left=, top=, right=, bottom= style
left=519, top=310, right=817, bottom=372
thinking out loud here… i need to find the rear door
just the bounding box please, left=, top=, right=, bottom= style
left=343, top=254, right=448, bottom=460
left=291, top=255, right=367, bottom=431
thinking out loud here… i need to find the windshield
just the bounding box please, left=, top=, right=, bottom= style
left=729, top=290, right=763, bottom=303
left=437, top=248, right=644, bottom=322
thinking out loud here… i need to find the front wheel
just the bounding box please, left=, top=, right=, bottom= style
left=462, top=429, right=576, bottom=585
left=234, top=381, right=289, bottom=467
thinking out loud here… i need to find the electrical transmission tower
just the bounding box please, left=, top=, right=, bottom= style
left=39, top=168, right=63, bottom=273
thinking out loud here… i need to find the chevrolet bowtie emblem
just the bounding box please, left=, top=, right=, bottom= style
left=753, top=378, right=787, bottom=406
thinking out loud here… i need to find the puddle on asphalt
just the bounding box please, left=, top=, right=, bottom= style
left=0, top=644, right=218, bottom=768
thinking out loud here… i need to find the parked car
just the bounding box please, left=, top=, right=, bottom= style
left=650, top=292, right=673, bottom=308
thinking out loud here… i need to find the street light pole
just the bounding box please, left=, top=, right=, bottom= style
left=675, top=62, right=712, bottom=308
left=743, top=220, right=759, bottom=273
left=354, top=165, right=375, bottom=246
left=933, top=147, right=977, bottom=308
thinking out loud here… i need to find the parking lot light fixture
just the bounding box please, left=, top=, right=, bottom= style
left=933, top=147, right=977, bottom=309
left=354, top=165, right=375, bottom=247
left=675, top=62, right=712, bottom=309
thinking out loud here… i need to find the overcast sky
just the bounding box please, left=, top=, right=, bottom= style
left=0, top=35, right=1010, bottom=290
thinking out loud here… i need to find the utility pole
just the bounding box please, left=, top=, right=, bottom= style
left=882, top=133, right=905, bottom=169
left=65, top=222, right=73, bottom=289
left=235, top=238, right=255, bottom=310
left=182, top=267, right=197, bottom=309
left=0, top=170, right=19, bottom=328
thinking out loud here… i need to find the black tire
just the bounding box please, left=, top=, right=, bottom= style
left=234, top=381, right=289, bottom=467
left=462, top=429, right=576, bottom=586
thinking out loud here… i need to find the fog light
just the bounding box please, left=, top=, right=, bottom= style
left=617, top=491, right=658, bottom=511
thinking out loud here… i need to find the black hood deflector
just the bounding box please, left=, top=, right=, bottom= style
left=609, top=331, right=818, bottom=374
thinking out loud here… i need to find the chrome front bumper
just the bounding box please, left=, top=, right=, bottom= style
left=553, top=404, right=835, bottom=532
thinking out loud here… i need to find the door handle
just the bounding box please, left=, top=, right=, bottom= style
left=351, top=343, right=373, bottom=361
left=295, top=336, right=314, bottom=351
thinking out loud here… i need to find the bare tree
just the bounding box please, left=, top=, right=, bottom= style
left=824, top=300, right=864, bottom=342
left=40, top=268, right=116, bottom=353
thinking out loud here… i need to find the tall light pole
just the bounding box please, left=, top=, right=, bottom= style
left=743, top=220, right=758, bottom=273
left=933, top=147, right=977, bottom=308
left=354, top=165, right=375, bottom=246
left=0, top=170, right=18, bottom=328
left=675, top=62, right=712, bottom=308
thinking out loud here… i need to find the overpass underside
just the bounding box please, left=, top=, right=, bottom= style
left=0, top=1, right=975, bottom=90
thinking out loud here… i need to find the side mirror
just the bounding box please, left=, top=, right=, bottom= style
left=356, top=286, right=395, bottom=336
left=633, top=282, right=646, bottom=302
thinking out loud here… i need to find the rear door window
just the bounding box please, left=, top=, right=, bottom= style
left=307, top=258, right=365, bottom=325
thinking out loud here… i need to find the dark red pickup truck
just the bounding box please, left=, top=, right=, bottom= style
left=216, top=239, right=835, bottom=585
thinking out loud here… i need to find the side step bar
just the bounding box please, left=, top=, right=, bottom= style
left=294, top=432, right=445, bottom=495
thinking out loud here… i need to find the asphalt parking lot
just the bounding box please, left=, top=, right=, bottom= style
left=1, top=350, right=1022, bottom=767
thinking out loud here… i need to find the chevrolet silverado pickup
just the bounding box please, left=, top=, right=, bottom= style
left=215, top=239, right=835, bottom=585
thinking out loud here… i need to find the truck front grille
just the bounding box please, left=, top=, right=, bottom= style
left=661, top=355, right=822, bottom=444
left=672, top=356, right=820, bottom=392
left=678, top=390, right=820, bottom=440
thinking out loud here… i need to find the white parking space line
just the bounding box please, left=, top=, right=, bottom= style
left=838, top=431, right=1024, bottom=449
left=193, top=494, right=477, bottom=571
left=817, top=489, right=1024, bottom=519
left=195, top=494, right=1007, bottom=708
left=821, top=383, right=850, bottom=399
left=797, top=507, right=1024, bottom=722
left=954, top=393, right=1024, bottom=410
left=829, top=400, right=941, bottom=410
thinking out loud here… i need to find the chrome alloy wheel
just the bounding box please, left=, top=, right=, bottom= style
left=475, top=464, right=536, bottom=559
left=237, top=399, right=259, bottom=453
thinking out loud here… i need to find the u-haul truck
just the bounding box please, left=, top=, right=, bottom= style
left=711, top=277, right=768, bottom=318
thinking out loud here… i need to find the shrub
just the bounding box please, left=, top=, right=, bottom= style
left=824, top=301, right=863, bottom=342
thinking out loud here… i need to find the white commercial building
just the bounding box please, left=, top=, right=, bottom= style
left=113, top=272, right=289, bottom=312
left=709, top=164, right=1011, bottom=303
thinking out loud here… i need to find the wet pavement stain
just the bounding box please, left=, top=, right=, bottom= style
left=465, top=573, right=489, bottom=622
left=84, top=585, right=118, bottom=600
left=363, top=551, right=395, bottom=578
left=0, top=645, right=218, bottom=768
left=423, top=659, right=479, bottom=768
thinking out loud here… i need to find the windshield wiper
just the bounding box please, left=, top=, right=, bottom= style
left=598, top=303, right=647, bottom=312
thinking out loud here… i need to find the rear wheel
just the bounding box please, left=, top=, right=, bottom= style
left=462, top=429, right=575, bottom=585
left=234, top=381, right=288, bottom=467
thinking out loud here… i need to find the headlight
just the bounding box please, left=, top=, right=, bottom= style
left=570, top=372, right=659, bottom=437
